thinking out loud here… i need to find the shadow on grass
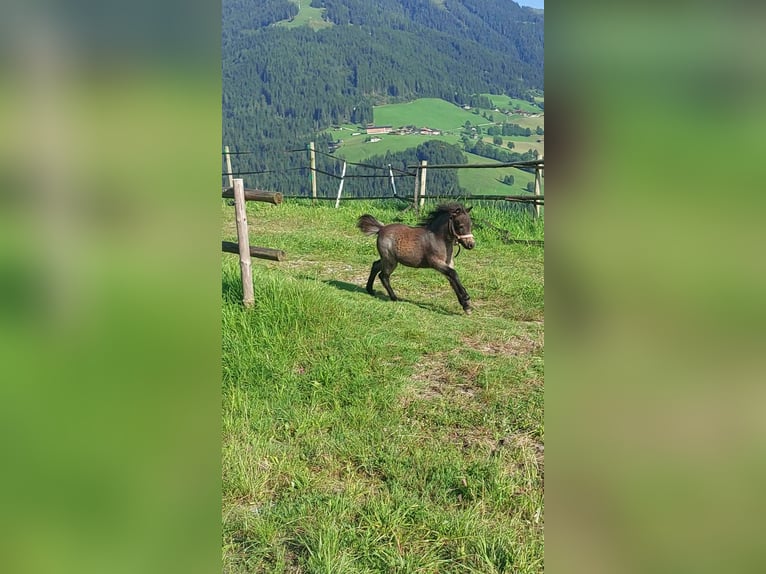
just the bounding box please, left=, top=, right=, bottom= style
left=324, top=279, right=369, bottom=295
left=324, top=279, right=458, bottom=316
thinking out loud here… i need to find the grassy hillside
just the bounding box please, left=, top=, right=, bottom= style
left=321, top=96, right=544, bottom=197
left=277, top=1, right=332, bottom=30
left=318, top=137, right=538, bottom=197
left=479, top=94, right=543, bottom=114
left=460, top=152, right=536, bottom=197
left=374, top=98, right=479, bottom=131
left=329, top=131, right=462, bottom=163
left=222, top=200, right=544, bottom=573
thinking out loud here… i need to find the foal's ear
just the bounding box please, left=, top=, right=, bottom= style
left=466, top=205, right=473, bottom=213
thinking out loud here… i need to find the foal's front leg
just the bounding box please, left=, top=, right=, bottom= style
left=434, top=262, right=472, bottom=314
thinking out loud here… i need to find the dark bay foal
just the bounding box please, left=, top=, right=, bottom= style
left=357, top=203, right=475, bottom=314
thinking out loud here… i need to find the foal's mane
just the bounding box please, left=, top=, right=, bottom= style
left=418, top=202, right=465, bottom=230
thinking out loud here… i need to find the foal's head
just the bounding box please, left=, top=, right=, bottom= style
left=448, top=204, right=475, bottom=249
left=420, top=203, right=475, bottom=249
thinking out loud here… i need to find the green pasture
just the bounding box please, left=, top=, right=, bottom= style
left=222, top=200, right=544, bottom=573
left=325, top=95, right=543, bottom=142
left=321, top=96, right=543, bottom=197
left=373, top=98, right=481, bottom=132
left=326, top=139, right=538, bottom=197
left=327, top=138, right=537, bottom=197
left=371, top=96, right=543, bottom=131
left=333, top=132, right=462, bottom=163
left=458, top=152, right=536, bottom=197
left=278, top=1, right=332, bottom=30
left=509, top=140, right=545, bottom=155
left=502, top=116, right=545, bottom=131
left=479, top=94, right=542, bottom=115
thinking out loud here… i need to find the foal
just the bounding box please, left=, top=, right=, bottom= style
left=357, top=203, right=475, bottom=314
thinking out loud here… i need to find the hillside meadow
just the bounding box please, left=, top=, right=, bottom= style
left=222, top=200, right=544, bottom=573
left=277, top=2, right=332, bottom=30
left=322, top=96, right=543, bottom=196
left=374, top=98, right=479, bottom=132
left=479, top=94, right=542, bottom=115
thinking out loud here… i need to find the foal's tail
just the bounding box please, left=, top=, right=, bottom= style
left=357, top=214, right=384, bottom=236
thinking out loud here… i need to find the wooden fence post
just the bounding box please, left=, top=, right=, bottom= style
left=413, top=164, right=421, bottom=214
left=224, top=145, right=234, bottom=189
left=419, top=160, right=427, bottom=210
left=309, top=141, right=317, bottom=205
left=334, top=160, right=347, bottom=208
left=388, top=164, right=398, bottom=198
left=233, top=178, right=254, bottom=308
left=534, top=157, right=543, bottom=218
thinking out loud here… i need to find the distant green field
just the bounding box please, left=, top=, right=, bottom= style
left=480, top=94, right=542, bottom=114
left=374, top=98, right=481, bottom=132
left=278, top=1, right=332, bottom=29
left=322, top=96, right=543, bottom=196
left=510, top=140, right=545, bottom=155
left=332, top=132, right=462, bottom=163
left=458, top=152, right=536, bottom=197
left=504, top=116, right=545, bottom=132
left=326, top=136, right=537, bottom=196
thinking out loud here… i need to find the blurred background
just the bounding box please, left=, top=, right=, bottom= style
left=1, top=1, right=765, bottom=573
left=546, top=2, right=766, bottom=573
left=0, top=1, right=221, bottom=573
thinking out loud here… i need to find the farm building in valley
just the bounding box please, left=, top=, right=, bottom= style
left=366, top=124, right=393, bottom=135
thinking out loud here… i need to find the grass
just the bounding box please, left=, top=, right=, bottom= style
left=374, top=98, right=479, bottom=132
left=222, top=201, right=544, bottom=573
left=459, top=152, right=536, bottom=197
left=331, top=132, right=463, bottom=164
left=478, top=95, right=543, bottom=115
left=323, top=96, right=543, bottom=196
left=278, top=1, right=333, bottom=30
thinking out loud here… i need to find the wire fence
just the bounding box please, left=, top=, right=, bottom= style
left=221, top=144, right=543, bottom=211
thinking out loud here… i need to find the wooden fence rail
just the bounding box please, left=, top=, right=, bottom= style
left=221, top=241, right=285, bottom=262
left=505, top=195, right=544, bottom=202
left=405, top=159, right=542, bottom=170
left=222, top=187, right=283, bottom=205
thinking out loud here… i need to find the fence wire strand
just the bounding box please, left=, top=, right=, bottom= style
left=223, top=145, right=543, bottom=210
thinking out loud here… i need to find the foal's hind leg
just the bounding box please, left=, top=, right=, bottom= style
left=366, top=260, right=382, bottom=295
left=379, top=259, right=399, bottom=301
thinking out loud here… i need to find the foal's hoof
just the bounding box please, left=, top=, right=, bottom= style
left=463, top=305, right=473, bottom=315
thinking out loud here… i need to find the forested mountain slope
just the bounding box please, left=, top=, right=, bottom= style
left=222, top=0, right=543, bottom=196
